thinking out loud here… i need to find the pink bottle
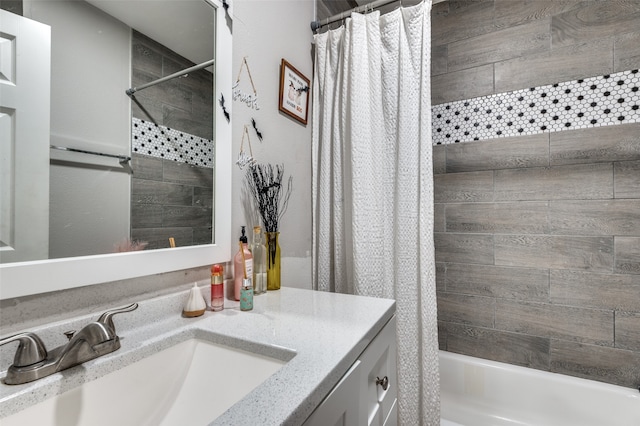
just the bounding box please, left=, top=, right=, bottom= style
left=234, top=226, right=253, bottom=301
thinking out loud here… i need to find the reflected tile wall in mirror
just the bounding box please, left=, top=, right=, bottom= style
left=129, top=30, right=214, bottom=250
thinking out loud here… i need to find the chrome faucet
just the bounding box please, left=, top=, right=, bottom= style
left=0, top=303, right=138, bottom=385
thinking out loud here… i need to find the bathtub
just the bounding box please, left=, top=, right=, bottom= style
left=439, top=351, right=640, bottom=426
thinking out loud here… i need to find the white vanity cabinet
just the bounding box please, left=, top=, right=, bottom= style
left=305, top=316, right=398, bottom=426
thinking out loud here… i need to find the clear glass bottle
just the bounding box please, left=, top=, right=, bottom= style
left=210, top=264, right=224, bottom=311
left=251, top=226, right=267, bottom=294
left=234, top=226, right=253, bottom=301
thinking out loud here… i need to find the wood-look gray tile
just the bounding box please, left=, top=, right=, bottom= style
left=433, top=144, right=446, bottom=174
left=550, top=340, right=640, bottom=388
left=615, top=237, right=640, bottom=275
left=495, top=235, right=614, bottom=272
left=446, top=134, right=549, bottom=173
left=193, top=227, right=214, bottom=245
left=131, top=204, right=163, bottom=228
left=163, top=104, right=214, bottom=141
left=549, top=199, right=640, bottom=236
left=550, top=123, right=640, bottom=166
left=434, top=233, right=494, bottom=265
left=494, top=163, right=613, bottom=201
left=446, top=202, right=549, bottom=234
left=446, top=262, right=549, bottom=302
left=434, top=204, right=446, bottom=232
left=438, top=322, right=448, bottom=350
left=194, top=186, right=214, bottom=208
left=131, top=154, right=163, bottom=181
left=437, top=292, right=495, bottom=327
left=495, top=39, right=613, bottom=94
left=550, top=269, right=640, bottom=312
left=431, top=0, right=496, bottom=46
left=436, top=262, right=446, bottom=292
left=615, top=312, right=640, bottom=351
left=441, top=322, right=551, bottom=370
left=495, top=300, right=614, bottom=346
left=615, top=161, right=640, bottom=198
left=163, top=161, right=214, bottom=188
left=614, top=32, right=640, bottom=72
left=163, top=206, right=212, bottom=228
left=132, top=180, right=193, bottom=206
left=494, top=0, right=580, bottom=29
left=448, top=18, right=550, bottom=73
left=551, top=1, right=640, bottom=48
left=431, top=64, right=494, bottom=105
left=434, top=170, right=494, bottom=203
left=431, top=44, right=448, bottom=76
left=132, top=31, right=163, bottom=77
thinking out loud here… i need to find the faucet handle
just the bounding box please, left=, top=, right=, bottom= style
left=0, top=332, right=48, bottom=367
left=97, top=303, right=139, bottom=333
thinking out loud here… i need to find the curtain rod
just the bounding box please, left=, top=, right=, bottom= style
left=310, top=0, right=446, bottom=32
left=126, top=59, right=215, bottom=96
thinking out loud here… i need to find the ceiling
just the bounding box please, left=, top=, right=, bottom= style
left=86, top=0, right=215, bottom=66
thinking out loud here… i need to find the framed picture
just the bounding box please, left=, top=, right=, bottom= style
left=278, top=59, right=310, bottom=125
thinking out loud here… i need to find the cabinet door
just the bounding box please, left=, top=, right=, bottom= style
left=304, top=360, right=362, bottom=426
left=383, top=398, right=398, bottom=426
left=359, top=316, right=398, bottom=426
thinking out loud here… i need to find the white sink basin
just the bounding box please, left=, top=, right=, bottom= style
left=2, top=338, right=288, bottom=425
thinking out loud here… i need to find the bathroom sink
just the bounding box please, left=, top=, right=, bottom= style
left=2, top=338, right=288, bottom=426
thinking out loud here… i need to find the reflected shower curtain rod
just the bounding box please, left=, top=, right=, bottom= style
left=125, top=58, right=215, bottom=96
left=310, top=0, right=446, bottom=32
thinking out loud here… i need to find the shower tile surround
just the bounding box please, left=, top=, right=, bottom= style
left=130, top=30, right=215, bottom=249
left=315, top=0, right=640, bottom=389
left=430, top=0, right=640, bottom=389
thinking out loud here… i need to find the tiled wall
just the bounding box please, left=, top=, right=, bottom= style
left=432, top=0, right=640, bottom=388
left=130, top=30, right=214, bottom=248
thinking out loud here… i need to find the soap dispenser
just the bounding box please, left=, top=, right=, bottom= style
left=234, top=226, right=253, bottom=301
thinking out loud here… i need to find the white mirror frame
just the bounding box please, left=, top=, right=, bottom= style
left=0, top=0, right=232, bottom=300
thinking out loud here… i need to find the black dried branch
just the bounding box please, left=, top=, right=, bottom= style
left=246, top=163, right=293, bottom=233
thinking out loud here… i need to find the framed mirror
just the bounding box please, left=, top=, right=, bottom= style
left=0, top=0, right=232, bottom=299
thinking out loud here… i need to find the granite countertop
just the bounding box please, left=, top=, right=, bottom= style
left=0, top=286, right=396, bottom=425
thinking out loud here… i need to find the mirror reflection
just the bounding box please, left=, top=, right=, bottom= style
left=0, top=0, right=216, bottom=264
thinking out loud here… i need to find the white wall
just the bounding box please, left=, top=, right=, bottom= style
left=25, top=0, right=131, bottom=258
left=231, top=0, right=315, bottom=289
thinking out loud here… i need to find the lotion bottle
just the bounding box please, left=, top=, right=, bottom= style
left=234, top=226, right=253, bottom=301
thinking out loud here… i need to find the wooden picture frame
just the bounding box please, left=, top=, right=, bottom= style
left=278, top=59, right=310, bottom=125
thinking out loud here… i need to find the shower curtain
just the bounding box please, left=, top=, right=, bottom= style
left=311, top=1, right=439, bottom=424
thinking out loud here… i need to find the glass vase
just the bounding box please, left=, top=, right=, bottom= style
left=265, top=231, right=281, bottom=290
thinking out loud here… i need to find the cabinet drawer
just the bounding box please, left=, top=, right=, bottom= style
left=359, top=316, right=397, bottom=426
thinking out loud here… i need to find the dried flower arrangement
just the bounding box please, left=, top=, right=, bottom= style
left=245, top=163, right=293, bottom=232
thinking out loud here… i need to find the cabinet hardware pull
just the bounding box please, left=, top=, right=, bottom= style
left=376, top=376, right=389, bottom=390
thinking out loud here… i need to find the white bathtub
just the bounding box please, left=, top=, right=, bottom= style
left=439, top=351, right=640, bottom=426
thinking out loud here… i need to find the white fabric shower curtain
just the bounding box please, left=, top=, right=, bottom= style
left=311, top=1, right=439, bottom=424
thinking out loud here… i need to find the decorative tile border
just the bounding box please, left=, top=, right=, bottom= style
left=132, top=118, right=214, bottom=168
left=432, top=69, right=640, bottom=145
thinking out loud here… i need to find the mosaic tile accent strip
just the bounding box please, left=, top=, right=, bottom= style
left=132, top=118, right=214, bottom=168
left=432, top=69, right=640, bottom=145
